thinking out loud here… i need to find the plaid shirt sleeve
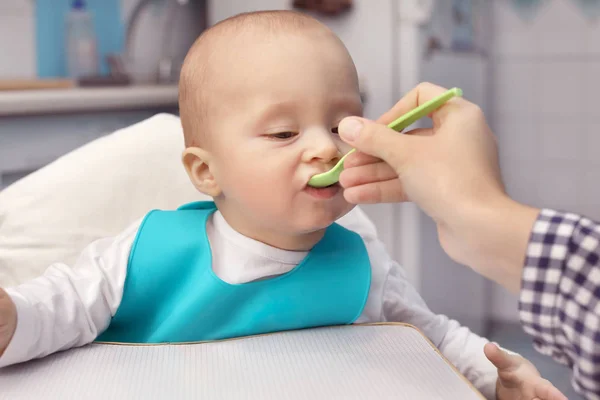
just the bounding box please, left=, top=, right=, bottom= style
left=519, top=208, right=600, bottom=399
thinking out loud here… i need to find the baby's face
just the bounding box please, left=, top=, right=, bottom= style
left=203, top=31, right=362, bottom=246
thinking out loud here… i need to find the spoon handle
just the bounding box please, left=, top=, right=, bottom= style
left=305, top=88, right=462, bottom=188
left=342, top=88, right=461, bottom=171
left=387, top=87, right=463, bottom=132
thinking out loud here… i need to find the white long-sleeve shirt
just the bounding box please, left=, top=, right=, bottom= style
left=0, top=207, right=498, bottom=399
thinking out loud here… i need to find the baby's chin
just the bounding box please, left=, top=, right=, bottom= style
left=294, top=203, right=356, bottom=232
left=332, top=203, right=355, bottom=221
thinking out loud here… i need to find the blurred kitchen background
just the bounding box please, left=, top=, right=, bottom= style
left=2, top=0, right=599, bottom=397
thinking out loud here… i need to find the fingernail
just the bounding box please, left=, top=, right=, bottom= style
left=339, top=118, right=363, bottom=141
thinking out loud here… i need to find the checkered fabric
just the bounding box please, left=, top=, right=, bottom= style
left=520, top=209, right=600, bottom=399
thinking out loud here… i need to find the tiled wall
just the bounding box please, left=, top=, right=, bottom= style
left=491, top=0, right=600, bottom=322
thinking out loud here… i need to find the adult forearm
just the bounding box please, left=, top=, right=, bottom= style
left=451, top=196, right=540, bottom=294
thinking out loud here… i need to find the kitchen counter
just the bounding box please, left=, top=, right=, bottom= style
left=0, top=85, right=179, bottom=116
left=0, top=85, right=179, bottom=188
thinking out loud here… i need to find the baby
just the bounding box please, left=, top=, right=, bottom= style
left=0, top=11, right=565, bottom=400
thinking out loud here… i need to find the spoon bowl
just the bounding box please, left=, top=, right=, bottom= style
left=307, top=87, right=463, bottom=188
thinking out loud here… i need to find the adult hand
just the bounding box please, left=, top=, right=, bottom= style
left=339, top=82, right=502, bottom=211
left=338, top=83, right=539, bottom=292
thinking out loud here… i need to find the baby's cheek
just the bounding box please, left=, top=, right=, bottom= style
left=336, top=138, right=354, bottom=154
left=237, top=178, right=288, bottom=210
left=227, top=165, right=268, bottom=190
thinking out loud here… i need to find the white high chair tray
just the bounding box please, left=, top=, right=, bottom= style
left=0, top=323, right=484, bottom=400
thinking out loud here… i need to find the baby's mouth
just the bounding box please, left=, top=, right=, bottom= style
left=320, top=183, right=338, bottom=188
left=303, top=182, right=341, bottom=199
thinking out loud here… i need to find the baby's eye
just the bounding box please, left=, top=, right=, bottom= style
left=331, top=127, right=339, bottom=134
left=269, top=131, right=298, bottom=140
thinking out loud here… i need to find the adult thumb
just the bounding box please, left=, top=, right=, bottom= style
left=338, top=117, right=405, bottom=167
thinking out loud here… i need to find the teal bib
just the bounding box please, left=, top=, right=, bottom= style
left=97, top=201, right=371, bottom=343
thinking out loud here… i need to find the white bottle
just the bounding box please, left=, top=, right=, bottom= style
left=65, top=0, right=99, bottom=78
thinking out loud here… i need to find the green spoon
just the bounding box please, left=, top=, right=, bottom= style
left=307, top=87, right=463, bottom=188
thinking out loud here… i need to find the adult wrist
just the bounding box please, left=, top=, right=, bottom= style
left=454, top=195, right=540, bottom=293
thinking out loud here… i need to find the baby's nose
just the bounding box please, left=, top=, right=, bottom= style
left=301, top=126, right=343, bottom=164
left=312, top=134, right=340, bottom=162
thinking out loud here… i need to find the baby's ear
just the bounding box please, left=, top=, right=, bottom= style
left=182, top=147, right=221, bottom=197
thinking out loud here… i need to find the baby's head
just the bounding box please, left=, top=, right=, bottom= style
left=179, top=10, right=362, bottom=250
